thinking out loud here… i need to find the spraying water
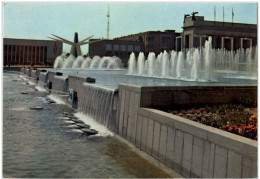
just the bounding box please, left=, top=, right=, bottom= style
left=127, top=37, right=257, bottom=81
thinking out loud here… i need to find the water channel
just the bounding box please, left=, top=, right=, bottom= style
left=3, top=70, right=180, bottom=178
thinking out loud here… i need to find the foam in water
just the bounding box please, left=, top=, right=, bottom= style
left=35, top=85, right=47, bottom=92
left=47, top=94, right=65, bottom=104
left=74, top=112, right=114, bottom=137
left=78, top=83, right=117, bottom=131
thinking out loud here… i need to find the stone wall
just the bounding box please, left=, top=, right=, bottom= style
left=118, top=83, right=257, bottom=178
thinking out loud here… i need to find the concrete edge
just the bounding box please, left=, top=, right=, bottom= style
left=119, top=83, right=142, bottom=93
left=113, top=134, right=184, bottom=178
left=139, top=107, right=257, bottom=159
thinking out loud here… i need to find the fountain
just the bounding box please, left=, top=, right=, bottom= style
left=54, top=55, right=123, bottom=70
left=127, top=37, right=257, bottom=81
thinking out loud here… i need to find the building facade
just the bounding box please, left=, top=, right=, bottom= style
left=88, top=39, right=142, bottom=66
left=3, top=38, right=63, bottom=66
left=115, top=30, right=181, bottom=55
left=178, top=15, right=257, bottom=51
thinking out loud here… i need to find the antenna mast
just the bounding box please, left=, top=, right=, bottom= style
left=107, top=5, right=110, bottom=39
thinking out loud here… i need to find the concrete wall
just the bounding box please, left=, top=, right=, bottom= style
left=31, top=70, right=37, bottom=79
left=118, top=83, right=257, bottom=178
left=52, top=76, right=69, bottom=95
left=47, top=71, right=57, bottom=83
left=25, top=69, right=30, bottom=77
left=38, top=72, right=48, bottom=87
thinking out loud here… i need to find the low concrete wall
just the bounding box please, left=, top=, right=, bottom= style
left=20, top=67, right=25, bottom=74
left=31, top=70, right=37, bottom=79
left=47, top=71, right=58, bottom=83
left=52, top=76, right=69, bottom=95
left=68, top=75, right=95, bottom=100
left=38, top=72, right=48, bottom=87
left=25, top=68, right=30, bottom=76
left=118, top=83, right=257, bottom=178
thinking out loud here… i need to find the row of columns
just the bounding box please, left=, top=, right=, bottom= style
left=4, top=45, right=47, bottom=65
left=176, top=35, right=253, bottom=51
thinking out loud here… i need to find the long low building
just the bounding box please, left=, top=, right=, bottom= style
left=3, top=38, right=63, bottom=66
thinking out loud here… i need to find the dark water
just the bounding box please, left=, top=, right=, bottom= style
left=3, top=71, right=173, bottom=178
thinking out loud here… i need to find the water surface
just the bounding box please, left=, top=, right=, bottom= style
left=3, top=70, right=175, bottom=178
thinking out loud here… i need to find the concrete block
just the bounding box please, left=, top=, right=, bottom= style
left=152, top=121, right=161, bottom=159
left=146, top=119, right=154, bottom=155
left=134, top=93, right=140, bottom=108
left=227, top=150, right=242, bottom=178
left=138, top=108, right=150, bottom=118
left=173, top=130, right=184, bottom=173
left=119, top=90, right=125, bottom=114
left=182, top=133, right=193, bottom=161
left=180, top=133, right=193, bottom=177
left=128, top=91, right=136, bottom=118
left=158, top=124, right=167, bottom=164
left=165, top=127, right=175, bottom=169
left=215, top=145, right=228, bottom=158
left=191, top=140, right=203, bottom=177
left=173, top=115, right=208, bottom=139
left=127, top=116, right=132, bottom=141
left=202, top=141, right=215, bottom=178
left=135, top=115, right=143, bottom=148
left=141, top=117, right=148, bottom=151
left=148, top=109, right=174, bottom=127
left=130, top=115, right=137, bottom=143
left=181, top=160, right=192, bottom=177
left=213, top=146, right=228, bottom=178
left=119, top=83, right=141, bottom=93
left=208, top=127, right=257, bottom=158
left=251, top=160, right=257, bottom=178
left=119, top=111, right=124, bottom=136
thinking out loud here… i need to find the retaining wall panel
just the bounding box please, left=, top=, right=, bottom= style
left=165, top=127, right=175, bottom=169
left=152, top=121, right=161, bottom=160
left=227, top=150, right=242, bottom=178
left=146, top=119, right=154, bottom=155
left=158, top=124, right=168, bottom=164
left=191, top=139, right=204, bottom=178
left=201, top=141, right=215, bottom=178
left=213, top=145, right=228, bottom=178
left=173, top=130, right=184, bottom=173
left=140, top=117, right=148, bottom=151
left=181, top=133, right=193, bottom=177
left=135, top=116, right=143, bottom=148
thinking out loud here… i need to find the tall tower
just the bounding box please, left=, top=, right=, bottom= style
left=107, top=5, right=110, bottom=39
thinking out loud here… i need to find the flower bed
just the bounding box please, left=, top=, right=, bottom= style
left=168, top=104, right=257, bottom=140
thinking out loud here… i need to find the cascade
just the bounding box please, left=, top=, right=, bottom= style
left=78, top=83, right=118, bottom=132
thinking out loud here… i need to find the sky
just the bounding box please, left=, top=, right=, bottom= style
left=2, top=2, right=258, bottom=54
